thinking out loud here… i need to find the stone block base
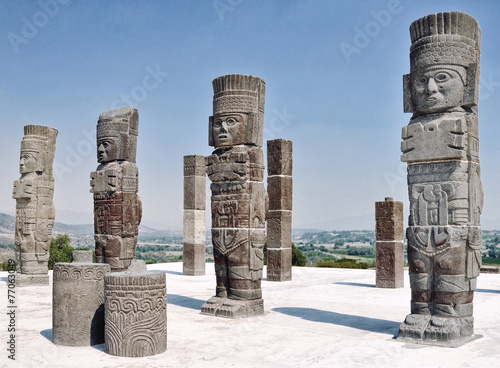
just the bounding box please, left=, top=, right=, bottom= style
left=267, top=248, right=292, bottom=282
left=201, top=297, right=264, bottom=318
left=16, top=273, right=49, bottom=287
left=396, top=313, right=482, bottom=347
left=376, top=241, right=404, bottom=288
left=183, top=243, right=205, bottom=276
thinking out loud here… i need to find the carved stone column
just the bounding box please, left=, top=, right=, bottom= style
left=266, top=139, right=293, bottom=281
left=104, top=261, right=167, bottom=357
left=53, top=250, right=110, bottom=346
left=183, top=154, right=206, bottom=275
left=375, top=197, right=404, bottom=288
left=201, top=74, right=266, bottom=318
left=90, top=107, right=142, bottom=272
left=397, top=12, right=483, bottom=346
left=13, top=124, right=57, bottom=286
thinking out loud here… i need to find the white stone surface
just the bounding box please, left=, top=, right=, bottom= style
left=2, top=262, right=500, bottom=367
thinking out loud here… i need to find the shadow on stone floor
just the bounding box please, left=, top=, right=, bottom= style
left=40, top=329, right=52, bottom=341
left=150, top=269, right=184, bottom=276
left=272, top=307, right=399, bottom=335
left=168, top=294, right=206, bottom=310
left=333, top=282, right=375, bottom=288
left=476, top=288, right=500, bottom=294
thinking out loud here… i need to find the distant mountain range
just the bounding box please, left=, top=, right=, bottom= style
left=0, top=212, right=182, bottom=246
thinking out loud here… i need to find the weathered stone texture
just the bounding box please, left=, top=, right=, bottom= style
left=90, top=107, right=142, bottom=272
left=13, top=124, right=58, bottom=286
left=267, top=211, right=292, bottom=250
left=104, top=271, right=167, bottom=357
left=267, top=176, right=293, bottom=211
left=52, top=260, right=110, bottom=346
left=72, top=250, right=93, bottom=263
left=397, top=12, right=483, bottom=346
left=201, top=74, right=267, bottom=318
left=183, top=154, right=206, bottom=276
left=376, top=241, right=404, bottom=288
left=266, top=139, right=293, bottom=282
left=375, top=198, right=404, bottom=289
left=267, top=139, right=293, bottom=176
left=267, top=248, right=292, bottom=281
left=375, top=197, right=404, bottom=241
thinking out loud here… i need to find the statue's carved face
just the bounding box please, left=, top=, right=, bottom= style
left=97, top=138, right=118, bottom=163
left=19, top=152, right=37, bottom=174
left=411, top=68, right=465, bottom=114
left=212, top=113, right=247, bottom=147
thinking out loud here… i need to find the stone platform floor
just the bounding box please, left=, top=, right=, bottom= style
left=1, top=262, right=500, bottom=367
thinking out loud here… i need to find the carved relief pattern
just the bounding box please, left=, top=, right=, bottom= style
left=104, top=273, right=167, bottom=357
left=13, top=125, right=57, bottom=279
left=398, top=12, right=483, bottom=344
left=91, top=107, right=141, bottom=272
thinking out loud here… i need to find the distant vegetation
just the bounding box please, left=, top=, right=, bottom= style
left=316, top=258, right=371, bottom=269
left=49, top=234, right=73, bottom=269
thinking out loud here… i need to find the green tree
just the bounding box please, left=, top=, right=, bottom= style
left=292, top=243, right=307, bottom=266
left=48, top=234, right=73, bottom=270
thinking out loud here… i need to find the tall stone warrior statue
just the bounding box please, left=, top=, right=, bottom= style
left=398, top=12, right=483, bottom=345
left=90, top=107, right=142, bottom=272
left=201, top=74, right=267, bottom=318
left=13, top=125, right=58, bottom=286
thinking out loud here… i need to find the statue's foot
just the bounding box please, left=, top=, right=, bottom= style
left=424, top=316, right=474, bottom=342
left=397, top=314, right=431, bottom=340
left=200, top=296, right=225, bottom=316
left=201, top=297, right=264, bottom=318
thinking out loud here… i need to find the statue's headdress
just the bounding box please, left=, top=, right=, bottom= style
left=209, top=74, right=266, bottom=147
left=97, top=106, right=139, bottom=162
left=21, top=125, right=58, bottom=175
left=404, top=12, right=481, bottom=112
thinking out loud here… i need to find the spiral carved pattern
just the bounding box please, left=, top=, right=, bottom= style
left=104, top=272, right=167, bottom=357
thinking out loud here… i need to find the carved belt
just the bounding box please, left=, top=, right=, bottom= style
left=407, top=226, right=451, bottom=257
left=212, top=228, right=248, bottom=256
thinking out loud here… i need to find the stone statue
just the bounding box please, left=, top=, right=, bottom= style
left=90, top=107, right=142, bottom=272
left=397, top=12, right=483, bottom=346
left=13, top=124, right=58, bottom=286
left=201, top=74, right=268, bottom=318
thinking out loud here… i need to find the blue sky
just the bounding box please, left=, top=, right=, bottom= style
left=1, top=0, right=500, bottom=230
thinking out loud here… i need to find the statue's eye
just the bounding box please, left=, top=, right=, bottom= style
left=214, top=120, right=222, bottom=127
left=434, top=72, right=450, bottom=82
left=226, top=118, right=236, bottom=125
left=416, top=77, right=427, bottom=86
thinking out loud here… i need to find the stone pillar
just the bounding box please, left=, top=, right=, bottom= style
left=183, top=155, right=206, bottom=275
left=266, top=139, right=293, bottom=281
left=375, top=197, right=404, bottom=288
left=104, top=261, right=167, bottom=357
left=13, top=125, right=58, bottom=286
left=90, top=107, right=142, bottom=272
left=201, top=74, right=266, bottom=318
left=53, top=250, right=110, bottom=346
left=397, top=12, right=483, bottom=346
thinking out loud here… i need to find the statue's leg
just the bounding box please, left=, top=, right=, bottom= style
left=214, top=248, right=229, bottom=298
left=399, top=246, right=432, bottom=339
left=424, top=246, right=474, bottom=340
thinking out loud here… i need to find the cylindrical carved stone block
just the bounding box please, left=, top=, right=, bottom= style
left=52, top=262, right=110, bottom=346
left=104, top=271, right=167, bottom=357
left=375, top=198, right=404, bottom=288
